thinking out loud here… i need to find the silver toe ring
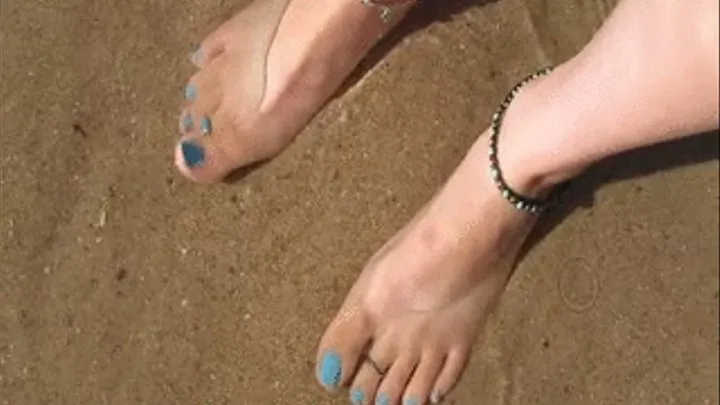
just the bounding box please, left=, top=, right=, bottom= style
left=364, top=355, right=388, bottom=376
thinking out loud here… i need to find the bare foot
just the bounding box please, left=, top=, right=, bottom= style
left=313, top=72, right=569, bottom=404
left=175, top=0, right=413, bottom=183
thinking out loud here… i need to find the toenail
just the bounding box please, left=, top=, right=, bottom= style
left=375, top=393, right=390, bottom=405
left=403, top=397, right=419, bottom=405
left=200, top=115, right=212, bottom=136
left=429, top=391, right=443, bottom=404
left=184, top=84, right=197, bottom=101
left=180, top=140, right=205, bottom=169
left=190, top=48, right=203, bottom=65
left=319, top=351, right=343, bottom=389
left=350, top=388, right=366, bottom=405
left=182, top=113, right=194, bottom=131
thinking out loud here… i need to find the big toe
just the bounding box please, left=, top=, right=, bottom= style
left=316, top=303, right=373, bottom=391
left=175, top=111, right=255, bottom=184
left=175, top=115, right=276, bottom=183
left=175, top=74, right=268, bottom=183
left=174, top=136, right=227, bottom=183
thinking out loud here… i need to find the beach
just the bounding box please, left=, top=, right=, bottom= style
left=1, top=0, right=718, bottom=403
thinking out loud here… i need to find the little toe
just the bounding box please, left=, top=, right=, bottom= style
left=316, top=306, right=373, bottom=391
left=402, top=352, right=444, bottom=405
left=191, top=23, right=232, bottom=67
left=375, top=354, right=417, bottom=405
left=429, top=348, right=469, bottom=404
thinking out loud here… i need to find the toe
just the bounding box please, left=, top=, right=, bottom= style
left=174, top=113, right=232, bottom=183
left=191, top=24, right=231, bottom=67
left=348, top=343, right=396, bottom=404
left=175, top=137, right=211, bottom=175
left=375, top=354, right=417, bottom=405
left=429, top=348, right=469, bottom=404
left=350, top=386, right=369, bottom=405
left=179, top=108, right=194, bottom=133
left=348, top=362, right=384, bottom=405
left=176, top=100, right=278, bottom=183
left=316, top=303, right=373, bottom=391
left=178, top=62, right=223, bottom=137
left=402, top=352, right=444, bottom=405
left=183, top=66, right=223, bottom=115
left=175, top=121, right=238, bottom=184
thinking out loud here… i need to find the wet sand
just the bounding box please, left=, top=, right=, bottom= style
left=1, top=0, right=718, bottom=404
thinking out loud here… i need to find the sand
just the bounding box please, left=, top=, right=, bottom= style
left=1, top=0, right=718, bottom=404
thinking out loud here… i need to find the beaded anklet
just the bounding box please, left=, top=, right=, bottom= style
left=360, top=0, right=395, bottom=23
left=488, top=67, right=566, bottom=214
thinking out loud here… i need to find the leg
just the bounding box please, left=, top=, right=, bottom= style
left=175, top=0, right=415, bottom=183
left=500, top=0, right=719, bottom=190
left=316, top=1, right=718, bottom=404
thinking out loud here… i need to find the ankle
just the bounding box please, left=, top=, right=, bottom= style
left=489, top=65, right=591, bottom=199
left=341, top=0, right=415, bottom=29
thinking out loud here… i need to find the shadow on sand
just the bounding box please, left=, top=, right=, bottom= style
left=516, top=129, right=719, bottom=265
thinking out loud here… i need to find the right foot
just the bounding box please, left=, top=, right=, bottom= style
left=313, top=128, right=547, bottom=405
left=313, top=68, right=584, bottom=404
left=175, top=0, right=414, bottom=183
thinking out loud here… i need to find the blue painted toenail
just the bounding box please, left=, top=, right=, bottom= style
left=191, top=48, right=203, bottom=65
left=319, top=351, right=343, bottom=388
left=376, top=393, right=390, bottom=405
left=403, top=396, right=419, bottom=405
left=350, top=388, right=365, bottom=405
left=180, top=140, right=205, bottom=169
left=185, top=84, right=197, bottom=101
left=200, top=115, right=212, bottom=136
left=182, top=113, right=194, bottom=131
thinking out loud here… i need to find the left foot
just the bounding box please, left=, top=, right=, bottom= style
left=314, top=126, right=552, bottom=404
left=174, top=0, right=413, bottom=183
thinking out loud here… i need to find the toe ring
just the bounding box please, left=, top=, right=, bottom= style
left=364, top=355, right=388, bottom=377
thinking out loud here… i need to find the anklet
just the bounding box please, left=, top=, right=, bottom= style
left=489, top=67, right=565, bottom=215
left=360, top=0, right=395, bottom=23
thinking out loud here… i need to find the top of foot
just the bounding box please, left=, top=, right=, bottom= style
left=174, top=0, right=413, bottom=183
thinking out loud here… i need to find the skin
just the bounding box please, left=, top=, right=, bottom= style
left=177, top=0, right=718, bottom=403
left=174, top=0, right=414, bottom=183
